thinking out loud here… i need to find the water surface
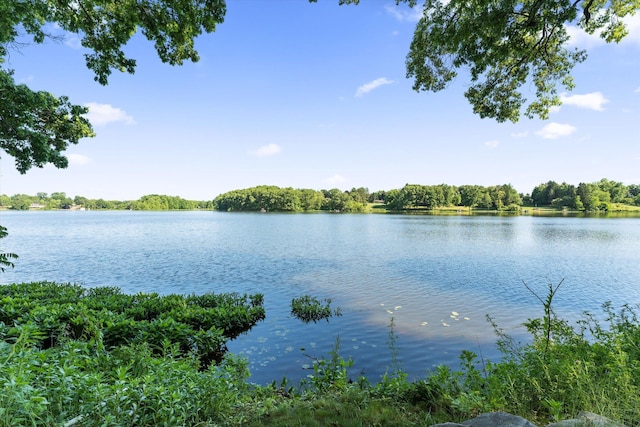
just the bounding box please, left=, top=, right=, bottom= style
left=2, top=211, right=639, bottom=384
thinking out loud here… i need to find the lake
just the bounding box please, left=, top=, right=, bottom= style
left=2, top=210, right=639, bottom=385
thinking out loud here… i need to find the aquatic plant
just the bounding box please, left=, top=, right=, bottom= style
left=290, top=295, right=342, bottom=323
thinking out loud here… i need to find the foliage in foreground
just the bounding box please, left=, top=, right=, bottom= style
left=402, top=0, right=636, bottom=122
left=0, top=282, right=265, bottom=367
left=1, top=281, right=639, bottom=426
left=2, top=1, right=637, bottom=178
left=2, top=0, right=224, bottom=173
left=0, top=225, right=18, bottom=273
left=250, top=288, right=640, bottom=426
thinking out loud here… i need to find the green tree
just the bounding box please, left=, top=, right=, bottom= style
left=134, top=195, right=170, bottom=211
left=9, top=194, right=33, bottom=210
left=1, top=0, right=226, bottom=173
left=383, top=189, right=402, bottom=210
left=399, top=0, right=637, bottom=121
left=0, top=70, right=94, bottom=173
left=74, top=196, right=89, bottom=207
left=87, top=199, right=113, bottom=209
left=0, top=194, right=10, bottom=207
left=322, top=188, right=351, bottom=211
left=368, top=190, right=387, bottom=203
left=531, top=181, right=559, bottom=206
left=440, top=184, right=461, bottom=206
left=299, top=189, right=324, bottom=211
left=348, top=187, right=370, bottom=204
left=532, top=181, right=578, bottom=208
left=458, top=185, right=484, bottom=208
left=577, top=182, right=611, bottom=211
left=596, top=178, right=627, bottom=203
left=628, top=184, right=640, bottom=206
left=573, top=194, right=584, bottom=210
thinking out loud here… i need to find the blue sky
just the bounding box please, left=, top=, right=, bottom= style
left=1, top=1, right=639, bottom=200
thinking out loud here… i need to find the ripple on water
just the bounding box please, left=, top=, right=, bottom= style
left=2, top=211, right=640, bottom=384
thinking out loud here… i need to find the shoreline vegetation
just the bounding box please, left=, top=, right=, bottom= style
left=2, top=178, right=640, bottom=214
left=0, top=281, right=638, bottom=426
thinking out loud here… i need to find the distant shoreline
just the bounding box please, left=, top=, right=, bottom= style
left=3, top=205, right=640, bottom=218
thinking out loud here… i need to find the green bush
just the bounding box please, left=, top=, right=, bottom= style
left=0, top=325, right=253, bottom=426
left=0, top=282, right=265, bottom=367
left=291, top=295, right=342, bottom=323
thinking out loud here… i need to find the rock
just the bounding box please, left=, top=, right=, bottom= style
left=460, top=412, right=539, bottom=427
left=546, top=411, right=628, bottom=427
left=430, top=411, right=626, bottom=427
left=547, top=420, right=588, bottom=427
left=578, top=411, right=627, bottom=427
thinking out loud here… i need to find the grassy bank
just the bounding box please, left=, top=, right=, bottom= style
left=1, top=282, right=639, bottom=426
left=371, top=203, right=640, bottom=216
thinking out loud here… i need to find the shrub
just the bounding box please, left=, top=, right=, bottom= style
left=0, top=282, right=265, bottom=367
left=291, top=295, right=342, bottom=323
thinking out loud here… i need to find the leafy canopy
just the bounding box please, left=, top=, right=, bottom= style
left=1, top=0, right=226, bottom=173
left=1, top=0, right=638, bottom=174
left=402, top=0, right=638, bottom=122
left=336, top=0, right=637, bottom=121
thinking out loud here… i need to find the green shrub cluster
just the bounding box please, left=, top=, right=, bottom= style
left=0, top=326, right=254, bottom=426
left=0, top=282, right=265, bottom=366
left=290, top=295, right=342, bottom=323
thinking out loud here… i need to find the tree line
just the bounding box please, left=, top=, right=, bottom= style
left=213, top=179, right=640, bottom=212
left=213, top=186, right=370, bottom=213
left=528, top=179, right=640, bottom=211
left=0, top=193, right=213, bottom=211
left=2, top=179, right=639, bottom=212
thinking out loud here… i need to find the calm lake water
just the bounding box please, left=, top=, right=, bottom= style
left=2, top=210, right=640, bottom=384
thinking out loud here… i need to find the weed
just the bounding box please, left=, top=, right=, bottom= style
left=290, top=295, right=342, bottom=323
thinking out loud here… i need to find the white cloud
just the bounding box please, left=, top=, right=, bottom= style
left=355, top=77, right=394, bottom=97
left=510, top=131, right=529, bottom=138
left=484, top=140, right=499, bottom=148
left=18, top=75, right=34, bottom=84
left=623, top=14, right=640, bottom=46
left=84, top=102, right=135, bottom=126
left=45, top=22, right=82, bottom=49
left=635, top=86, right=640, bottom=93
left=560, top=92, right=609, bottom=111
left=326, top=174, right=346, bottom=186
left=566, top=25, right=606, bottom=48
left=566, top=14, right=640, bottom=48
left=65, top=35, right=82, bottom=49
left=384, top=4, right=422, bottom=22
left=535, top=122, right=577, bottom=139
left=250, top=143, right=282, bottom=157
left=67, top=153, right=92, bottom=166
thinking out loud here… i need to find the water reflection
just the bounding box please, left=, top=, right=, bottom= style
left=2, top=211, right=640, bottom=384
